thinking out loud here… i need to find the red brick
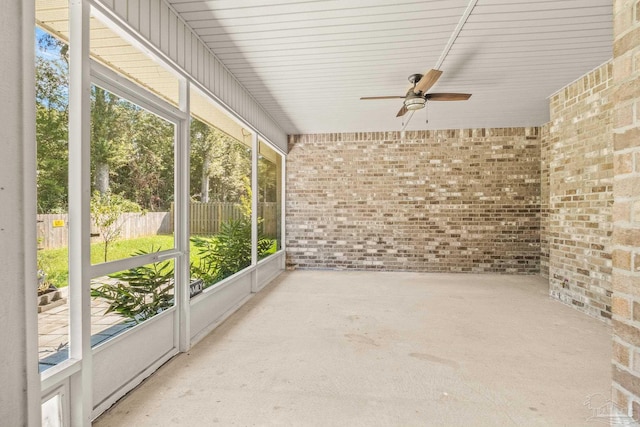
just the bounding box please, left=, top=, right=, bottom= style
left=613, top=272, right=640, bottom=297
left=613, top=249, right=633, bottom=270
left=613, top=365, right=640, bottom=397
left=616, top=176, right=640, bottom=198
left=616, top=152, right=635, bottom=174
left=613, top=228, right=640, bottom=246
left=614, top=26, right=640, bottom=57
left=613, top=128, right=640, bottom=150
left=615, top=103, right=635, bottom=128
left=613, top=319, right=640, bottom=347
left=614, top=340, right=631, bottom=366
left=613, top=387, right=629, bottom=410
left=615, top=79, right=640, bottom=103
left=614, top=200, right=632, bottom=222
left=613, top=296, right=632, bottom=318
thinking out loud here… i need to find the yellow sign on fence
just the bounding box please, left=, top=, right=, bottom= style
left=52, top=219, right=65, bottom=228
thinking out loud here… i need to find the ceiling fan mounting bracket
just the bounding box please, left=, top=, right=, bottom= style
left=408, top=73, right=423, bottom=85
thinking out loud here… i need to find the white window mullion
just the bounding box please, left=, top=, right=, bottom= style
left=281, top=155, right=287, bottom=268
left=177, top=79, right=191, bottom=352
left=68, top=0, right=93, bottom=425
left=251, top=133, right=258, bottom=291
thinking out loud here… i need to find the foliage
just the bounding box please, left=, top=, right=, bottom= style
left=35, top=32, right=69, bottom=214
left=91, top=86, right=130, bottom=195
left=90, top=191, right=144, bottom=262
left=190, top=118, right=252, bottom=203
left=36, top=30, right=254, bottom=215
left=191, top=219, right=273, bottom=285
left=91, top=248, right=174, bottom=324
left=191, top=181, right=272, bottom=286
left=116, top=106, right=175, bottom=210
left=37, top=252, right=54, bottom=294
left=258, top=154, right=278, bottom=203
left=37, top=235, right=207, bottom=289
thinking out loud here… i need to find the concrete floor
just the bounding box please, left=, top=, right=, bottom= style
left=94, top=271, right=612, bottom=426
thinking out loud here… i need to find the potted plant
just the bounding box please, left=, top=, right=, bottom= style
left=37, top=259, right=65, bottom=313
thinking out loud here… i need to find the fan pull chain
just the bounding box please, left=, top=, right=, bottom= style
left=425, top=102, right=429, bottom=124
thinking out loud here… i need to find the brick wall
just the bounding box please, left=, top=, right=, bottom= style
left=286, top=128, right=540, bottom=273
left=540, top=123, right=550, bottom=279
left=544, top=62, right=614, bottom=321
left=611, top=0, right=640, bottom=418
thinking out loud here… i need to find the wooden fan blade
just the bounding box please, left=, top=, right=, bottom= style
left=360, top=96, right=405, bottom=100
left=426, top=93, right=472, bottom=101
left=396, top=105, right=408, bottom=117
left=414, top=69, right=443, bottom=94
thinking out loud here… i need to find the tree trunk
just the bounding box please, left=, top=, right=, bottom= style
left=96, top=162, right=110, bottom=194
left=201, top=154, right=210, bottom=203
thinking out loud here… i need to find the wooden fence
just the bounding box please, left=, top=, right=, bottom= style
left=37, top=203, right=278, bottom=249
left=37, top=212, right=172, bottom=250
left=259, top=203, right=278, bottom=238
left=187, top=202, right=243, bottom=235
left=184, top=202, right=278, bottom=237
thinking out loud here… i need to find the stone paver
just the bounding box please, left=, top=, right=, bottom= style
left=38, top=285, right=128, bottom=364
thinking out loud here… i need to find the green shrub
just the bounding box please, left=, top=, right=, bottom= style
left=191, top=217, right=272, bottom=286
left=91, top=248, right=173, bottom=324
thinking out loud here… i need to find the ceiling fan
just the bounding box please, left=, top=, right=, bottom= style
left=360, top=69, right=471, bottom=117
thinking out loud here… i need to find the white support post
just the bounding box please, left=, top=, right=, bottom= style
left=177, top=79, right=191, bottom=352
left=280, top=156, right=287, bottom=270
left=251, top=133, right=259, bottom=291
left=68, top=0, right=92, bottom=425
left=0, top=1, right=40, bottom=425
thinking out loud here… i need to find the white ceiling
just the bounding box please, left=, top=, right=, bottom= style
left=167, top=0, right=613, bottom=134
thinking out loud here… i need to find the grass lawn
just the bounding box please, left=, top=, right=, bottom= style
left=38, top=235, right=279, bottom=288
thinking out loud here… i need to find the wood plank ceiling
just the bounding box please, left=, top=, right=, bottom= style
left=167, top=0, right=612, bottom=134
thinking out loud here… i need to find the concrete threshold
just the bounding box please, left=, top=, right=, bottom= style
left=94, top=271, right=612, bottom=426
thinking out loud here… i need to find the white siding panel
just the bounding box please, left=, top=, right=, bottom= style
left=127, top=1, right=139, bottom=30
left=176, top=18, right=185, bottom=69
left=149, top=0, right=160, bottom=47
left=113, top=0, right=126, bottom=16
left=139, top=0, right=149, bottom=39
left=160, top=1, right=169, bottom=52
left=190, top=33, right=197, bottom=79
left=203, top=51, right=209, bottom=88
left=221, top=67, right=227, bottom=104
left=168, top=11, right=176, bottom=59
left=214, top=58, right=220, bottom=95
left=197, top=42, right=203, bottom=83
left=98, top=0, right=288, bottom=151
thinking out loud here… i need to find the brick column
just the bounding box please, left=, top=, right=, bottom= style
left=611, top=0, right=640, bottom=419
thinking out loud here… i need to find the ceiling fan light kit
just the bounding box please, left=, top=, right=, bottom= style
left=404, top=96, right=426, bottom=111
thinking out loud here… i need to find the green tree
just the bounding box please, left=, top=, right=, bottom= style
left=115, top=105, right=174, bottom=210
left=190, top=118, right=251, bottom=203
left=91, top=86, right=129, bottom=194
left=90, top=191, right=143, bottom=262
left=190, top=118, right=216, bottom=203
left=258, top=156, right=277, bottom=202
left=35, top=32, right=69, bottom=213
